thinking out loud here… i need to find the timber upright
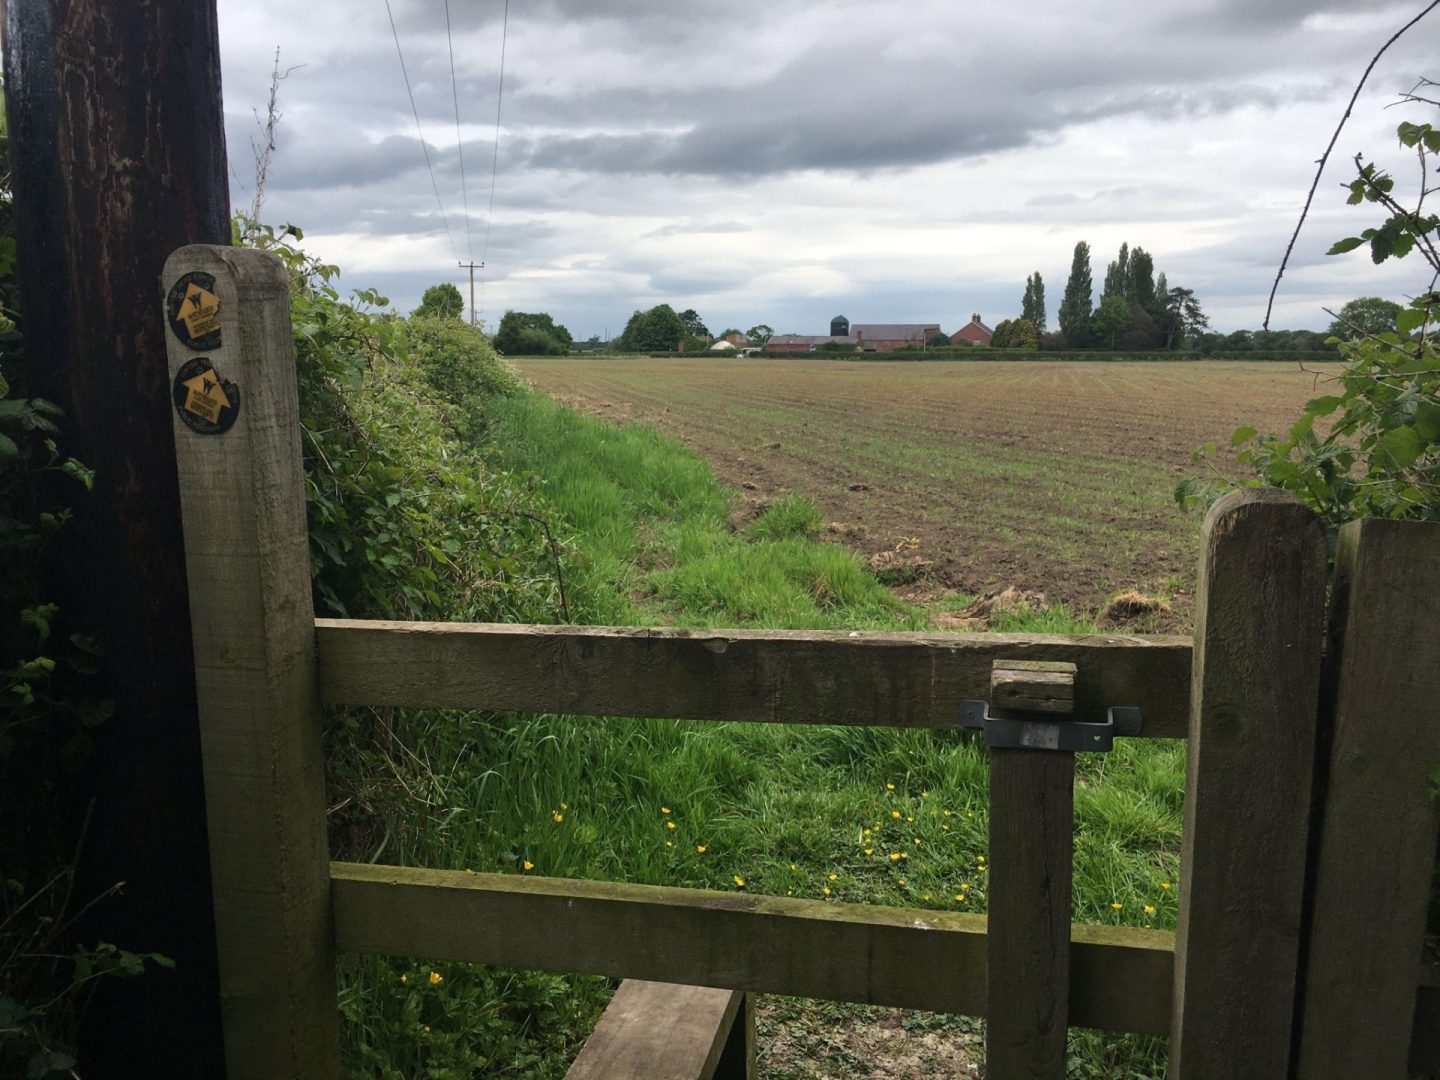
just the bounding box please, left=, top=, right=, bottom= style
left=161, top=245, right=341, bottom=1080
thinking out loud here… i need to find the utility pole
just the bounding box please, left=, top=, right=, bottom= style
left=459, top=260, right=482, bottom=326
left=4, top=1, right=228, bottom=1073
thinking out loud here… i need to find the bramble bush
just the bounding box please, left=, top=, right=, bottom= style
left=236, top=218, right=565, bottom=625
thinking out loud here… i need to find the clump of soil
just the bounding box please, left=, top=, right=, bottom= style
left=929, top=585, right=1048, bottom=631
left=868, top=549, right=933, bottom=584
left=1104, top=590, right=1172, bottom=621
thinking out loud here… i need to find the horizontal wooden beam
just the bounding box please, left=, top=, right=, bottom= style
left=315, top=621, right=1192, bottom=737
left=330, top=863, right=1176, bottom=1036
left=565, top=980, right=748, bottom=1080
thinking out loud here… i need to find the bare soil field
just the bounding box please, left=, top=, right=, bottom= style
left=513, top=357, right=1337, bottom=626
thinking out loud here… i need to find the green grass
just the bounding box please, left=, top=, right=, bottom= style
left=335, top=388, right=1181, bottom=1078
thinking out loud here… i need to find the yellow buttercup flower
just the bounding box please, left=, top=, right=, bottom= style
left=665, top=821, right=676, bottom=830
left=863, top=848, right=873, bottom=856
left=1144, top=904, right=1156, bottom=915
left=400, top=974, right=408, bottom=984
left=696, top=845, right=707, bottom=854
left=733, top=875, right=746, bottom=888
left=1110, top=902, right=1123, bottom=911
left=823, top=887, right=832, bottom=897
left=1160, top=882, right=1172, bottom=891
left=429, top=971, right=443, bottom=985
left=522, top=860, right=534, bottom=871
left=661, top=806, right=672, bottom=814
left=665, top=841, right=673, bottom=848
left=552, top=811, right=564, bottom=823
left=828, top=873, right=838, bottom=881
left=891, top=810, right=901, bottom=819
left=890, top=852, right=901, bottom=861
left=886, top=782, right=895, bottom=791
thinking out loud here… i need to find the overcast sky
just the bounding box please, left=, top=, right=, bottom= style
left=214, top=0, right=1436, bottom=339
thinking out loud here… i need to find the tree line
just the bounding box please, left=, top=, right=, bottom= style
left=993, top=241, right=1210, bottom=351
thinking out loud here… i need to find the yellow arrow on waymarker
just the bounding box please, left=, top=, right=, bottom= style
left=181, top=369, right=231, bottom=410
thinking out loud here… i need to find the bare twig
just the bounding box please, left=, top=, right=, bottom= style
left=248, top=47, right=306, bottom=227
left=1264, top=0, right=1440, bottom=328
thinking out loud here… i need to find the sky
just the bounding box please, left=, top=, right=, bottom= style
left=214, top=0, right=1437, bottom=339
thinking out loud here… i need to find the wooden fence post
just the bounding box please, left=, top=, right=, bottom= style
left=1168, top=489, right=1327, bottom=1078
left=986, top=660, right=1077, bottom=1078
left=1296, top=518, right=1440, bottom=1078
left=162, top=244, right=340, bottom=1078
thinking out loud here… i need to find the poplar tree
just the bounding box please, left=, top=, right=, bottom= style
left=1021, top=272, right=1048, bottom=333
left=1102, top=241, right=1130, bottom=300
left=1058, top=242, right=1093, bottom=347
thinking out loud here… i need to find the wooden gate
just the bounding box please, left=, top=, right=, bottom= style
left=164, top=246, right=1440, bottom=1078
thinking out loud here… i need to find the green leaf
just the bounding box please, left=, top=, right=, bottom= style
left=1396, top=307, right=1426, bottom=335
left=1415, top=401, right=1440, bottom=441
left=1378, top=425, right=1425, bottom=468
left=1230, top=425, right=1256, bottom=446
left=1326, top=236, right=1365, bottom=255
left=1304, top=395, right=1343, bottom=418
left=0, top=431, right=18, bottom=460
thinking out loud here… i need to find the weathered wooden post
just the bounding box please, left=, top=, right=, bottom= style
left=981, top=659, right=1078, bottom=1078
left=162, top=244, right=340, bottom=1078
left=1295, top=518, right=1440, bottom=1078
left=3, top=1, right=231, bottom=1070
left=1168, top=489, right=1327, bottom=1078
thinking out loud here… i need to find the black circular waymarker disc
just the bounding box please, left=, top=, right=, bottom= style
left=172, top=357, right=240, bottom=436
left=166, top=270, right=223, bottom=351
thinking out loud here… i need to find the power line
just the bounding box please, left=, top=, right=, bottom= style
left=444, top=0, right=474, bottom=262
left=383, top=0, right=458, bottom=261
left=481, top=0, right=510, bottom=277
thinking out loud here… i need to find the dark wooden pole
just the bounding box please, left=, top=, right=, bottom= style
left=3, top=1, right=230, bottom=1074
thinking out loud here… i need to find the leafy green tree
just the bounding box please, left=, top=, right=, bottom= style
left=990, top=319, right=1013, bottom=349
left=1058, top=241, right=1093, bottom=348
left=1008, top=317, right=1039, bottom=349
left=927, top=331, right=950, bottom=348
left=412, top=282, right=464, bottom=320
left=1091, top=294, right=1130, bottom=348
left=1327, top=296, right=1403, bottom=340
left=746, top=324, right=774, bottom=347
left=1161, top=287, right=1208, bottom=349
left=618, top=305, right=688, bottom=352
left=493, top=310, right=572, bottom=355
left=1021, top=273, right=1047, bottom=333
left=678, top=308, right=709, bottom=339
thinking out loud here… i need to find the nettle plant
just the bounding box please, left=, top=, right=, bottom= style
left=1179, top=92, right=1440, bottom=531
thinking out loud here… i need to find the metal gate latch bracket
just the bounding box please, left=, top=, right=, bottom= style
left=958, top=701, right=1143, bottom=752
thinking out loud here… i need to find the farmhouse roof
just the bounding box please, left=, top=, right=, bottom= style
left=850, top=323, right=938, bottom=340
left=768, top=334, right=846, bottom=346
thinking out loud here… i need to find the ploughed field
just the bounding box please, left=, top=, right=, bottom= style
left=513, top=357, right=1336, bottom=625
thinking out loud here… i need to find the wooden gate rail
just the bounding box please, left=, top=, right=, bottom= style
left=315, top=620, right=1193, bottom=735
left=329, top=862, right=1175, bottom=1035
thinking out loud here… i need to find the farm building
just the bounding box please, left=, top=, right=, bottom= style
left=951, top=313, right=994, bottom=346
left=766, top=316, right=945, bottom=354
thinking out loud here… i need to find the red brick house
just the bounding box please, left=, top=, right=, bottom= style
left=950, top=313, right=993, bottom=346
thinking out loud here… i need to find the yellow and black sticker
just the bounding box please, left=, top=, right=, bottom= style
left=165, top=270, right=222, bottom=351
left=172, top=357, right=239, bottom=435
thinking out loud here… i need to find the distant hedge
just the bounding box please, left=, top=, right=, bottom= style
left=800, top=348, right=1341, bottom=364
